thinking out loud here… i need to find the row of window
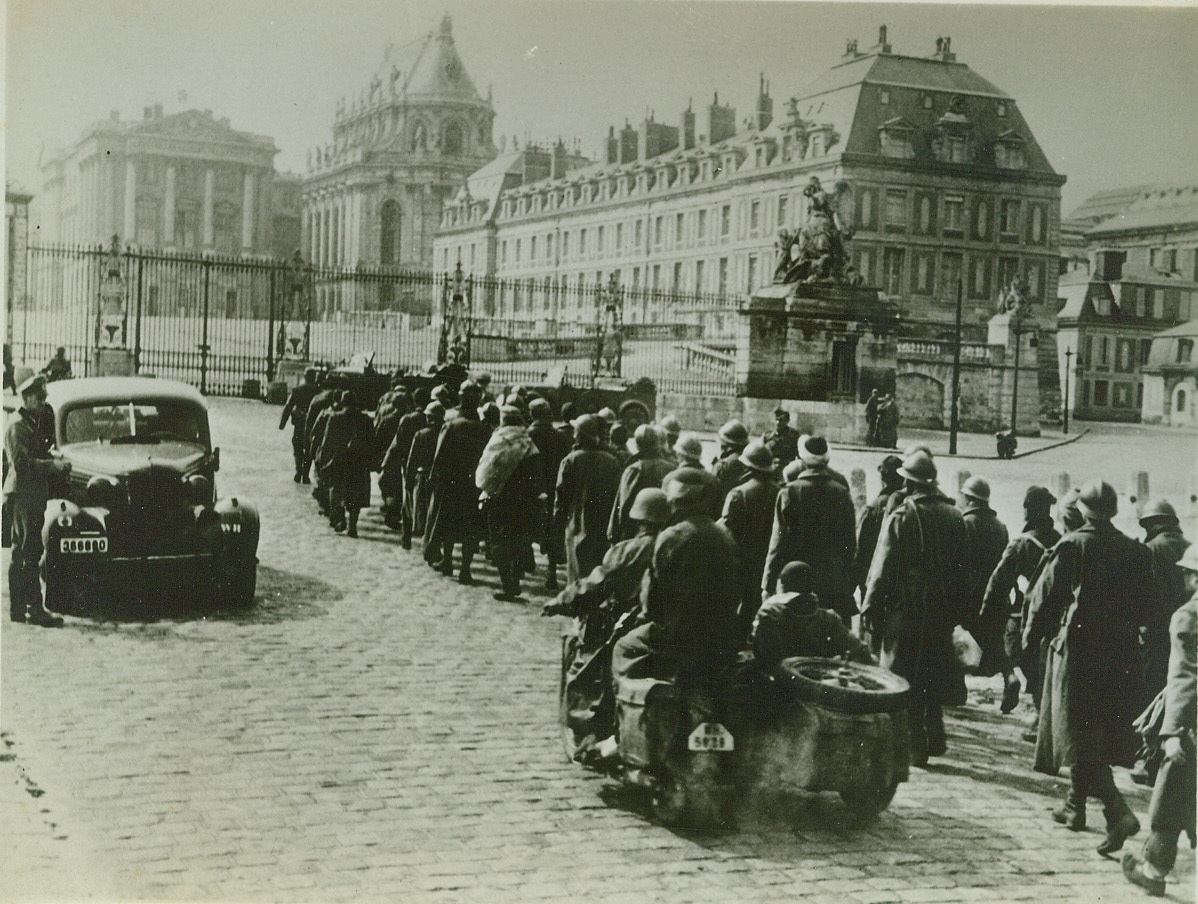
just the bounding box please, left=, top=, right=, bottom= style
left=1082, top=379, right=1142, bottom=410
left=854, top=245, right=1051, bottom=302
left=857, top=187, right=1048, bottom=246
left=1080, top=335, right=1154, bottom=373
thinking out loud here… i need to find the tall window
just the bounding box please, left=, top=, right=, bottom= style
left=1000, top=200, right=1022, bottom=236
left=940, top=252, right=963, bottom=301
left=750, top=200, right=761, bottom=235
left=615, top=223, right=623, bottom=251
left=885, top=190, right=908, bottom=231
left=379, top=200, right=401, bottom=265
left=944, top=196, right=965, bottom=233
left=695, top=260, right=705, bottom=292
left=698, top=209, right=708, bottom=241
left=718, top=257, right=728, bottom=293
left=747, top=255, right=758, bottom=292
left=654, top=217, right=663, bottom=247
left=721, top=205, right=731, bottom=238
left=675, top=213, right=685, bottom=246
left=634, top=220, right=643, bottom=248
left=777, top=196, right=789, bottom=227
left=882, top=248, right=905, bottom=295
left=673, top=261, right=683, bottom=289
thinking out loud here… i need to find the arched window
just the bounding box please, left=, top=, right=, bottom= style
left=1178, top=389, right=1188, bottom=413
left=411, top=122, right=428, bottom=154
left=380, top=200, right=401, bottom=265
left=443, top=122, right=463, bottom=155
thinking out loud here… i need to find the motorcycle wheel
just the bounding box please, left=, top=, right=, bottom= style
left=840, top=781, right=899, bottom=823
left=778, top=657, right=909, bottom=714
left=558, top=633, right=578, bottom=762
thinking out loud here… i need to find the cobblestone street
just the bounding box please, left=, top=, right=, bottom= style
left=3, top=398, right=1196, bottom=903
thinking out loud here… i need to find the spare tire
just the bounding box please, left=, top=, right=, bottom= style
left=777, top=657, right=909, bottom=714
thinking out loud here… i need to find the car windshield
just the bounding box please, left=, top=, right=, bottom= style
left=64, top=401, right=207, bottom=446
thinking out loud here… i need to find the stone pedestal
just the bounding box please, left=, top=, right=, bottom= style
left=735, top=283, right=898, bottom=443
left=93, top=348, right=134, bottom=377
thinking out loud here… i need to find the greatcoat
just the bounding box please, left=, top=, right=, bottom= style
left=554, top=447, right=621, bottom=584
left=1023, top=518, right=1156, bottom=773
left=425, top=412, right=491, bottom=549
left=718, top=472, right=780, bottom=632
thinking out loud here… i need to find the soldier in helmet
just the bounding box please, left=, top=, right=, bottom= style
left=710, top=419, right=751, bottom=506
left=958, top=476, right=1010, bottom=686
left=554, top=414, right=621, bottom=584
left=278, top=367, right=320, bottom=484
left=1139, top=498, right=1192, bottom=700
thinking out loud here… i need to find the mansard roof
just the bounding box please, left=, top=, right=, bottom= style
left=1086, top=184, right=1198, bottom=236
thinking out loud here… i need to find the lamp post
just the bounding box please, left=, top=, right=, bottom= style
left=1063, top=347, right=1073, bottom=434
left=1009, top=307, right=1023, bottom=438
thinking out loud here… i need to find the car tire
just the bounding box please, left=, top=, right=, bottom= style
left=221, top=558, right=257, bottom=608
left=777, top=657, right=909, bottom=714
left=840, top=781, right=899, bottom=823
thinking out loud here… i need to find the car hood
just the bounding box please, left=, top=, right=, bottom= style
left=61, top=441, right=209, bottom=477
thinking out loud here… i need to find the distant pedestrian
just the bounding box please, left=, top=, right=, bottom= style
left=1024, top=479, right=1155, bottom=856
left=876, top=393, right=899, bottom=449
left=528, top=398, right=571, bottom=591
left=979, top=486, right=1060, bottom=715
left=278, top=368, right=320, bottom=483
left=477, top=406, right=542, bottom=601
left=763, top=407, right=799, bottom=472
left=719, top=440, right=780, bottom=638
left=1122, top=546, right=1197, bottom=896
left=406, top=401, right=444, bottom=539
left=862, top=449, right=970, bottom=766
left=40, top=347, right=72, bottom=383
left=425, top=383, right=491, bottom=584
left=554, top=414, right=621, bottom=584
left=865, top=388, right=880, bottom=446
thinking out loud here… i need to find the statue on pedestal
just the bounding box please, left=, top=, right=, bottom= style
left=773, top=177, right=861, bottom=286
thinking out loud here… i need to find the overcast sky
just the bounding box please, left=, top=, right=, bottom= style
left=6, top=0, right=1198, bottom=214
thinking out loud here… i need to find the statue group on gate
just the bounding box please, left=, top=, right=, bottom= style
left=773, top=177, right=862, bottom=287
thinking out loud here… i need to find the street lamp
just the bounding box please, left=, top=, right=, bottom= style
left=1063, top=347, right=1073, bottom=434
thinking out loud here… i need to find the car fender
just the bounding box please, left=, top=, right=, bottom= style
left=214, top=496, right=260, bottom=558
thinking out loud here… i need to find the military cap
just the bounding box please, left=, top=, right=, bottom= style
left=17, top=373, right=47, bottom=396
left=658, top=414, right=682, bottom=436
left=879, top=454, right=903, bottom=476
left=572, top=413, right=603, bottom=441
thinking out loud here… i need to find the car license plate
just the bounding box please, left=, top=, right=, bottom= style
left=688, top=722, right=734, bottom=752
left=60, top=536, right=107, bottom=554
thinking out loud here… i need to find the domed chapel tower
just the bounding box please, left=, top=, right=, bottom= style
left=302, top=15, right=496, bottom=309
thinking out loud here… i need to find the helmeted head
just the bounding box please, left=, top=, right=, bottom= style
left=739, top=441, right=774, bottom=475
left=1077, top=479, right=1118, bottom=521
left=475, top=372, right=492, bottom=389
left=560, top=402, right=578, bottom=423
left=633, top=423, right=661, bottom=456
left=663, top=467, right=714, bottom=515
left=413, top=386, right=432, bottom=408
left=960, top=476, right=991, bottom=506
left=1138, top=497, right=1179, bottom=527
left=460, top=382, right=484, bottom=411
left=717, top=419, right=749, bottom=451
left=673, top=433, right=703, bottom=465
left=1057, top=488, right=1084, bottom=532
left=572, top=414, right=603, bottom=448
left=424, top=401, right=445, bottom=423
left=499, top=405, right=525, bottom=427
left=304, top=367, right=318, bottom=384
left=797, top=435, right=830, bottom=468
left=629, top=488, right=670, bottom=527
left=779, top=561, right=816, bottom=595
left=879, top=454, right=904, bottom=489
left=529, top=397, right=553, bottom=421
left=898, top=449, right=937, bottom=489
left=1178, top=544, right=1198, bottom=592
left=658, top=414, right=682, bottom=443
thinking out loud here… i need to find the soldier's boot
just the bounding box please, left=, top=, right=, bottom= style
left=1096, top=770, right=1140, bottom=856
left=544, top=563, right=559, bottom=593
left=1054, top=790, right=1092, bottom=828
left=458, top=546, right=476, bottom=586
left=400, top=513, right=412, bottom=551
left=19, top=570, right=61, bottom=628
left=346, top=508, right=359, bottom=539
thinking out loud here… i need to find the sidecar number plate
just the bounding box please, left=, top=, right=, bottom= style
left=688, top=722, right=734, bottom=752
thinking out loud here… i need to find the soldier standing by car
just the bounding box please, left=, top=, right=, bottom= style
left=278, top=368, right=320, bottom=484
left=5, top=374, right=68, bottom=626
left=862, top=449, right=970, bottom=766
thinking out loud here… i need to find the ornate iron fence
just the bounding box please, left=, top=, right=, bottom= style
left=13, top=242, right=742, bottom=399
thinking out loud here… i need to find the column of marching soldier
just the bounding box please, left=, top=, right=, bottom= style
left=280, top=369, right=1196, bottom=896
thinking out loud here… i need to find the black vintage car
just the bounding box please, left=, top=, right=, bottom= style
left=43, top=377, right=259, bottom=614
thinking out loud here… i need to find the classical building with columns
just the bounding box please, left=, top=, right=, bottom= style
left=35, top=105, right=281, bottom=255
left=301, top=15, right=497, bottom=315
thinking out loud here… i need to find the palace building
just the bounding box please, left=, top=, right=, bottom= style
left=35, top=105, right=286, bottom=256
left=301, top=15, right=497, bottom=314
left=435, top=28, right=1066, bottom=415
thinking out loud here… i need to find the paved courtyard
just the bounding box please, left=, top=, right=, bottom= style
left=2, top=398, right=1196, bottom=903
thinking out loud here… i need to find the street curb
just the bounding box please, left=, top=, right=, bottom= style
left=1010, top=427, right=1089, bottom=460
left=827, top=427, right=1090, bottom=462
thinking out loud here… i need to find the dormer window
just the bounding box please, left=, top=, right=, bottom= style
left=878, top=117, right=915, bottom=160
left=933, top=110, right=973, bottom=164
left=994, top=131, right=1027, bottom=170
left=923, top=95, right=934, bottom=110
left=880, top=89, right=891, bottom=106
left=997, top=102, right=1007, bottom=118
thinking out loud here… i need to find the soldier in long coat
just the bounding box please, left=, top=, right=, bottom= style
left=718, top=441, right=780, bottom=640
left=304, top=377, right=342, bottom=514
left=406, top=402, right=444, bottom=540
left=316, top=391, right=373, bottom=537
left=612, top=468, right=742, bottom=684
left=1139, top=499, right=1192, bottom=700
left=853, top=455, right=904, bottom=596
left=277, top=368, right=319, bottom=483
left=528, top=398, right=571, bottom=591
left=425, top=383, right=491, bottom=583
left=710, top=419, right=751, bottom=507
left=1023, top=479, right=1154, bottom=856
left=544, top=488, right=670, bottom=764
left=763, top=435, right=857, bottom=624
left=554, top=415, right=621, bottom=584
left=608, top=424, right=674, bottom=544
left=958, top=476, right=1010, bottom=674
left=378, top=402, right=425, bottom=541
left=862, top=449, right=969, bottom=766
left=1122, top=552, right=1197, bottom=895
left=476, top=407, right=543, bottom=601
left=979, top=486, right=1060, bottom=714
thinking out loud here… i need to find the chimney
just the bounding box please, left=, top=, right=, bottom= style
left=551, top=138, right=567, bottom=179
left=620, top=121, right=638, bottom=164
left=605, top=126, right=619, bottom=165
left=681, top=100, right=696, bottom=150
left=932, top=35, right=956, bottom=62
left=843, top=38, right=860, bottom=59
left=641, top=113, right=679, bottom=161
left=756, top=74, right=773, bottom=130
left=874, top=25, right=892, bottom=55
left=708, top=92, right=736, bottom=145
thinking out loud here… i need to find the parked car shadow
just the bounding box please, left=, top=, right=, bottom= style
left=52, top=565, right=340, bottom=626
